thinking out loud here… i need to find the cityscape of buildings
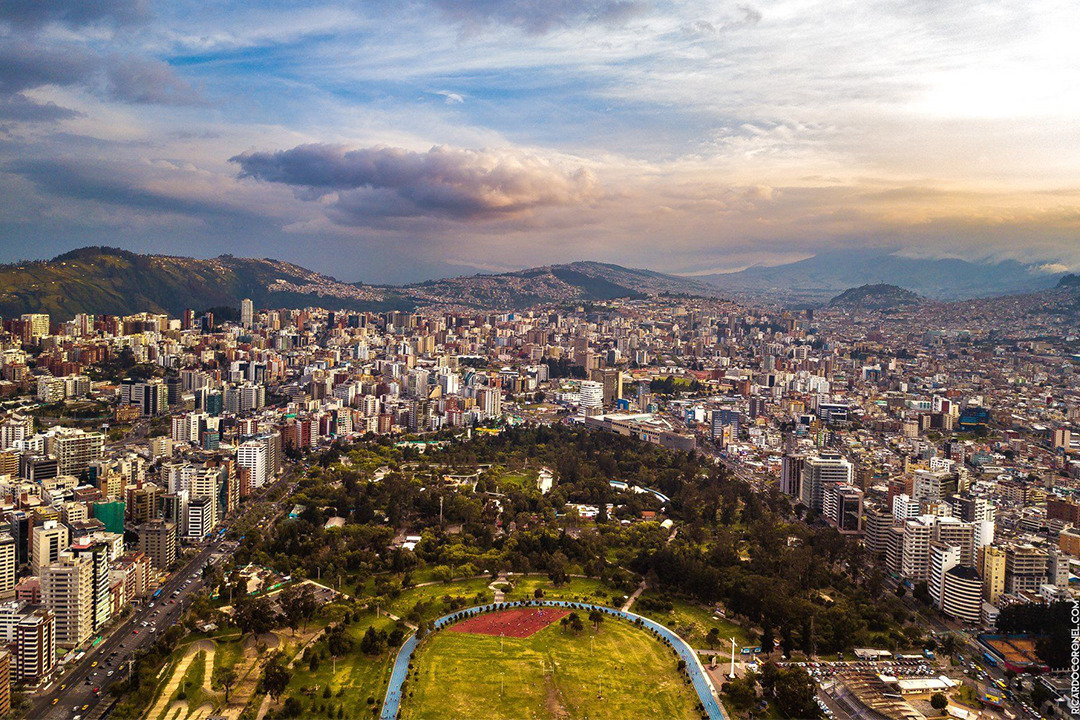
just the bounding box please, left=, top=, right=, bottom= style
left=0, top=286, right=1075, bottom=717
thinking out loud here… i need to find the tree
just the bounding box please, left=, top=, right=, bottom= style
left=938, top=633, right=960, bottom=659
left=930, top=693, right=948, bottom=712
left=234, top=595, right=278, bottom=636
left=760, top=622, right=774, bottom=656
left=589, top=609, right=604, bottom=631
left=213, top=666, right=238, bottom=702
left=772, top=666, right=820, bottom=719
left=259, top=654, right=292, bottom=701
left=357, top=626, right=384, bottom=656
left=722, top=673, right=758, bottom=710
left=706, top=627, right=721, bottom=649
left=280, top=584, right=319, bottom=636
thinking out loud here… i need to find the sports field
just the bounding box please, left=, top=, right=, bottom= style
left=400, top=611, right=701, bottom=720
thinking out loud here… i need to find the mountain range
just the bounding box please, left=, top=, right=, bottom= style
left=696, top=249, right=1063, bottom=303
left=0, top=246, right=1071, bottom=318
left=0, top=248, right=719, bottom=318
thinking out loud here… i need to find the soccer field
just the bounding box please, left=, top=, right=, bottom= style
left=399, top=612, right=702, bottom=720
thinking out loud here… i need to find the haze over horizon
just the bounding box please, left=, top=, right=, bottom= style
left=2, top=1, right=1078, bottom=284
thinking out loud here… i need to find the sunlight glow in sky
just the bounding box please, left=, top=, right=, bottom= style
left=1, top=0, right=1078, bottom=283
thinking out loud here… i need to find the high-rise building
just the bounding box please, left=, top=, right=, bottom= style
left=42, top=551, right=93, bottom=648
left=578, top=380, right=603, bottom=412
left=0, top=603, right=55, bottom=685
left=121, top=378, right=167, bottom=416
left=929, top=542, right=961, bottom=609
left=137, top=520, right=176, bottom=569
left=934, top=518, right=976, bottom=567
left=978, top=545, right=1006, bottom=604
left=892, top=493, right=920, bottom=522
left=9, top=512, right=28, bottom=568
left=186, top=497, right=214, bottom=540
left=237, top=440, right=268, bottom=490
left=0, top=648, right=10, bottom=717
left=780, top=454, right=804, bottom=497
left=0, top=535, right=14, bottom=599
left=125, top=482, right=161, bottom=524
left=901, top=518, right=933, bottom=582
left=31, top=521, right=69, bottom=577
left=68, top=541, right=111, bottom=633
left=799, top=452, right=853, bottom=514
left=590, top=368, right=623, bottom=407
left=863, top=506, right=896, bottom=558
left=46, top=428, right=105, bottom=477
left=942, top=566, right=982, bottom=624
left=824, top=483, right=863, bottom=534
left=1004, top=544, right=1050, bottom=595
left=241, top=298, right=254, bottom=329
left=19, top=313, right=50, bottom=343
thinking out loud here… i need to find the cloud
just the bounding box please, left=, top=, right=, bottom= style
left=0, top=0, right=149, bottom=30
left=0, top=41, right=97, bottom=94
left=436, top=91, right=465, bottom=104
left=106, top=56, right=203, bottom=106
left=684, top=4, right=762, bottom=35
left=231, top=143, right=601, bottom=220
left=425, top=0, right=648, bottom=35
left=0, top=94, right=82, bottom=123
left=7, top=158, right=244, bottom=218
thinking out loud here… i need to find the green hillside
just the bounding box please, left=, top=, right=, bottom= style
left=0, top=247, right=393, bottom=318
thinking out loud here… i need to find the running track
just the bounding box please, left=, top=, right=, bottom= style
left=380, top=600, right=729, bottom=720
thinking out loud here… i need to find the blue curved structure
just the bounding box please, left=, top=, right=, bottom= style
left=380, top=600, right=728, bottom=720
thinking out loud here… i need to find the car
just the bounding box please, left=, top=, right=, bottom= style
left=107, top=670, right=114, bottom=676
left=82, top=705, right=89, bottom=711
left=52, top=699, right=59, bottom=705
left=90, top=661, right=97, bottom=667
left=132, top=630, right=138, bottom=635
left=60, top=684, right=66, bottom=690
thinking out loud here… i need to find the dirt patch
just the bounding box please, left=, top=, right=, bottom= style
left=448, top=608, right=570, bottom=638
left=543, top=672, right=569, bottom=720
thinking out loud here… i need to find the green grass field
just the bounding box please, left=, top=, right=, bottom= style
left=636, top=592, right=754, bottom=651
left=502, top=575, right=626, bottom=606
left=280, top=612, right=399, bottom=717
left=401, top=614, right=701, bottom=720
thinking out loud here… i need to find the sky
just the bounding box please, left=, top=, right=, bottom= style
left=1, top=0, right=1079, bottom=284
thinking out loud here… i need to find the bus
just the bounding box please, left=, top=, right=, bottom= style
left=152, top=588, right=163, bottom=600
left=982, top=652, right=998, bottom=667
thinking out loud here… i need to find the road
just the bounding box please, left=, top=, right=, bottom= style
left=32, top=540, right=221, bottom=720
left=28, top=464, right=302, bottom=720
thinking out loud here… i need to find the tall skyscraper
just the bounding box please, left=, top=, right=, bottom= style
left=0, top=535, right=14, bottom=600
left=799, top=452, right=853, bottom=514
left=41, top=551, right=93, bottom=648
left=31, top=522, right=69, bottom=577
left=241, top=298, right=254, bottom=329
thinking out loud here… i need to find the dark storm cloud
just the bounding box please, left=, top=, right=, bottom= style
left=0, top=0, right=149, bottom=30
left=231, top=144, right=600, bottom=220
left=0, top=41, right=97, bottom=94
left=8, top=158, right=244, bottom=218
left=106, top=56, right=203, bottom=106
left=0, top=94, right=83, bottom=122
left=426, top=0, right=648, bottom=34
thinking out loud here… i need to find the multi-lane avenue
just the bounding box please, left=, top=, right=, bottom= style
left=27, top=463, right=301, bottom=720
